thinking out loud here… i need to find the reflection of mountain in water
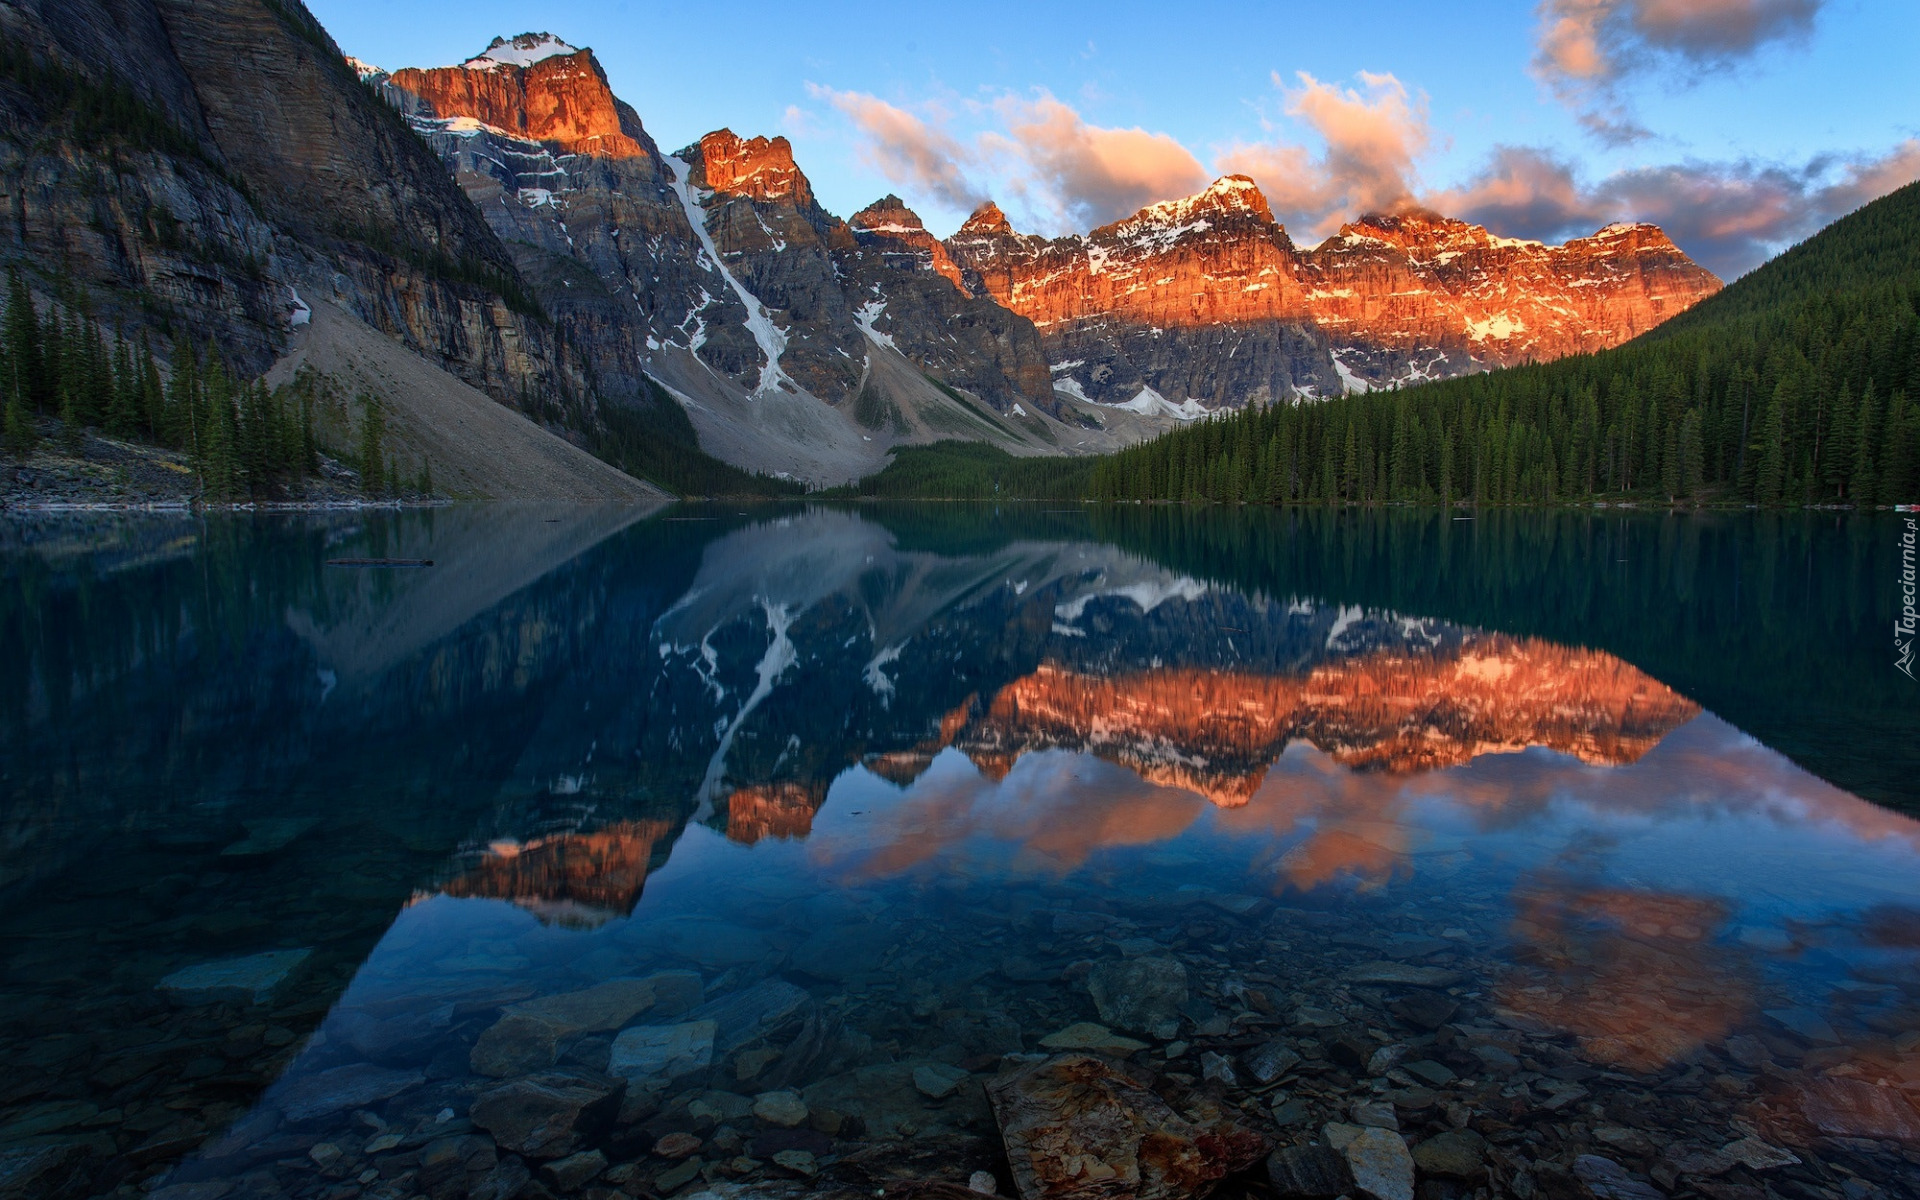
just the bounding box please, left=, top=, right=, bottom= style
left=594, top=509, right=1699, bottom=840
left=960, top=639, right=1697, bottom=806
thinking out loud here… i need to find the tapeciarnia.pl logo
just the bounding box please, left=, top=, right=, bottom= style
left=1900, top=516, right=1917, bottom=679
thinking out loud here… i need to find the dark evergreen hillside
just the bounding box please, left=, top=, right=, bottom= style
left=1083, top=181, right=1920, bottom=507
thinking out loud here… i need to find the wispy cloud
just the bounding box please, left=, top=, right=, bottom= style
left=804, top=84, right=984, bottom=211
left=984, top=93, right=1210, bottom=230
left=1533, top=0, right=1824, bottom=141
left=1434, top=140, right=1920, bottom=279
left=1219, top=71, right=1429, bottom=239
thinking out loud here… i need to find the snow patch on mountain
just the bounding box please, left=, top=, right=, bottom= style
left=1103, top=386, right=1206, bottom=421
left=463, top=33, right=579, bottom=70
left=666, top=155, right=794, bottom=396
left=853, top=299, right=895, bottom=351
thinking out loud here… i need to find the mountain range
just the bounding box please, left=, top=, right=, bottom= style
left=1, top=7, right=1723, bottom=490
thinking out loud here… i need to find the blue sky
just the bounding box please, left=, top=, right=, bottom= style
left=315, top=0, right=1919, bottom=277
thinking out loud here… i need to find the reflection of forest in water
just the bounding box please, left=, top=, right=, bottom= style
left=0, top=504, right=1917, bottom=1198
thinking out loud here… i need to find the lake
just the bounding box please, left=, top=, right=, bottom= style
left=1, top=504, right=1916, bottom=1200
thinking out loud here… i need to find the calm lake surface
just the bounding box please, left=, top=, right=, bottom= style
left=1, top=504, right=1917, bottom=1200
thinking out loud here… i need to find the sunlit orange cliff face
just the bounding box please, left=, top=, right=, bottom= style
left=387, top=41, right=646, bottom=158
left=955, top=634, right=1699, bottom=806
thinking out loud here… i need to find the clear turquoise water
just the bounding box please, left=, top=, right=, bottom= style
left=1, top=505, right=1915, bottom=1200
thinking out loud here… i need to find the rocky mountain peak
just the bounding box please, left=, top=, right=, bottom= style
left=386, top=36, right=640, bottom=156
left=687, top=130, right=813, bottom=206
left=959, top=201, right=1015, bottom=236
left=850, top=196, right=965, bottom=287
left=1130, top=175, right=1274, bottom=227
left=849, top=195, right=926, bottom=235
left=462, top=33, right=581, bottom=71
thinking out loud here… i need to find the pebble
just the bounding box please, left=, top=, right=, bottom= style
left=752, top=1090, right=809, bottom=1127
left=654, top=1132, right=702, bottom=1159
left=1329, top=1125, right=1414, bottom=1200
left=969, top=1170, right=999, bottom=1194
left=771, top=1149, right=817, bottom=1176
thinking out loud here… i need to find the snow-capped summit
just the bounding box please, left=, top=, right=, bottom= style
left=462, top=33, right=579, bottom=71
left=345, top=55, right=386, bottom=82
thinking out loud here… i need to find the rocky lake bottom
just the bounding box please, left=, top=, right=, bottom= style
left=1, top=506, right=1915, bottom=1200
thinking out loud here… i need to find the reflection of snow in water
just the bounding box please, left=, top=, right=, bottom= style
left=692, top=598, right=796, bottom=820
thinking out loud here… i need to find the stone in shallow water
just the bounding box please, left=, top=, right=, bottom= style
left=914, top=1063, right=969, bottom=1100
left=1402, top=1059, right=1456, bottom=1086
left=987, top=1053, right=1267, bottom=1200
left=1325, top=1125, right=1413, bottom=1200
left=1350, top=1101, right=1398, bottom=1130
left=1086, top=956, right=1187, bottom=1038
left=1721, top=1138, right=1798, bottom=1171
left=469, top=1072, right=621, bottom=1159
left=688, top=979, right=811, bottom=1055
left=971, top=1171, right=999, bottom=1194
left=753, top=1090, right=809, bottom=1127
left=609, top=1021, right=716, bottom=1087
left=1265, top=1144, right=1355, bottom=1199
left=1573, top=1155, right=1665, bottom=1200
left=159, top=948, right=311, bottom=1006
left=1763, top=1007, right=1840, bottom=1044
left=1798, top=1077, right=1920, bottom=1141
left=0, top=1141, right=95, bottom=1199
left=655, top=1132, right=702, bottom=1159
left=472, top=973, right=702, bottom=1077
left=1390, top=990, right=1457, bottom=1031
left=275, top=1063, right=423, bottom=1122
left=1342, top=961, right=1462, bottom=988
left=803, top=1060, right=990, bottom=1139
left=1038, top=1023, right=1147, bottom=1056
left=1412, top=1129, right=1488, bottom=1182
left=1243, top=1040, right=1302, bottom=1084
left=771, top=1149, right=817, bottom=1176
left=542, top=1149, right=607, bottom=1191
left=1200, top=1052, right=1237, bottom=1086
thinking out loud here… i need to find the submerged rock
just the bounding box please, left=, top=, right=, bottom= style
left=1325, top=1124, right=1414, bottom=1200
left=1411, top=1129, right=1487, bottom=1182
left=752, top=1090, right=809, bottom=1127
left=1573, top=1155, right=1666, bottom=1200
left=158, top=948, right=312, bottom=1006
left=472, top=972, right=702, bottom=1077
left=1242, top=1039, right=1302, bottom=1084
left=689, top=978, right=812, bottom=1056
left=1038, top=1023, right=1148, bottom=1056
left=1797, top=1077, right=1920, bottom=1141
left=469, top=1072, right=622, bottom=1159
left=1265, top=1144, right=1356, bottom=1199
left=274, top=1063, right=423, bottom=1123
left=1086, top=957, right=1188, bottom=1038
left=1342, top=961, right=1461, bottom=988
left=986, top=1053, right=1267, bottom=1200
left=609, top=1021, right=717, bottom=1089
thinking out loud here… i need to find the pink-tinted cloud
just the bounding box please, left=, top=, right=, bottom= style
left=805, top=85, right=984, bottom=211
left=985, top=93, right=1210, bottom=230
left=1218, top=71, right=1428, bottom=240
left=1534, top=0, right=1824, bottom=141
left=1433, top=139, right=1920, bottom=279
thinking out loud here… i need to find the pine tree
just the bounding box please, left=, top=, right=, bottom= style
left=3, top=271, right=42, bottom=410
left=1755, top=401, right=1786, bottom=506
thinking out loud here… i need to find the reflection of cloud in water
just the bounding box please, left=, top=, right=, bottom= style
left=1498, top=884, right=1751, bottom=1072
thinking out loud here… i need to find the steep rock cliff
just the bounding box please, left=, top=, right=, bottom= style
left=0, top=0, right=561, bottom=401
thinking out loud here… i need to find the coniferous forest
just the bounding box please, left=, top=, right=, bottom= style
left=855, top=179, right=1920, bottom=507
